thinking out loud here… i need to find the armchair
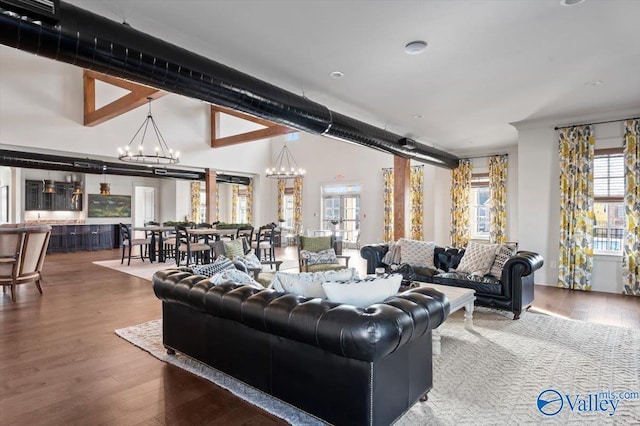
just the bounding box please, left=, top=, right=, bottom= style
left=297, top=235, right=350, bottom=272
left=0, top=225, right=51, bottom=302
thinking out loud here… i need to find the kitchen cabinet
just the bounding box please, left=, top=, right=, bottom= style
left=24, top=180, right=82, bottom=211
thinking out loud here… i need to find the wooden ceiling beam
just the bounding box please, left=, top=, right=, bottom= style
left=83, top=70, right=165, bottom=127
left=210, top=105, right=296, bottom=148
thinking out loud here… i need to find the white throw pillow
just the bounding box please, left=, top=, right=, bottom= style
left=399, top=239, right=436, bottom=269
left=300, top=248, right=338, bottom=265
left=322, top=274, right=402, bottom=307
left=233, top=253, right=263, bottom=270
left=271, top=268, right=360, bottom=298
left=456, top=242, right=499, bottom=275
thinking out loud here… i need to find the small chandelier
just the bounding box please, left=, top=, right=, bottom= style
left=118, top=98, right=179, bottom=164
left=265, top=144, right=305, bottom=179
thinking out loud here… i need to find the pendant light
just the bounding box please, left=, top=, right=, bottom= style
left=117, top=97, right=179, bottom=164
left=265, top=144, right=305, bottom=179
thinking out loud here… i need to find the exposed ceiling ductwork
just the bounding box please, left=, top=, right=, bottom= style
left=0, top=0, right=460, bottom=168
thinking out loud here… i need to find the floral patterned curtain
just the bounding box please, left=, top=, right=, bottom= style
left=246, top=179, right=253, bottom=224
left=450, top=159, right=472, bottom=247
left=623, top=119, right=640, bottom=296
left=293, top=177, right=303, bottom=235
left=277, top=179, right=286, bottom=222
left=382, top=168, right=394, bottom=242
left=231, top=184, right=239, bottom=223
left=489, top=155, right=508, bottom=243
left=410, top=165, right=424, bottom=240
left=558, top=126, right=595, bottom=291
left=190, top=182, right=201, bottom=223
left=215, top=187, right=220, bottom=222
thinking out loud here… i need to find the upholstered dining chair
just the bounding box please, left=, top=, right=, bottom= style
left=119, top=223, right=152, bottom=266
left=175, top=225, right=212, bottom=266
left=297, top=235, right=350, bottom=273
left=252, top=223, right=277, bottom=263
left=235, top=225, right=255, bottom=245
left=0, top=225, right=51, bottom=302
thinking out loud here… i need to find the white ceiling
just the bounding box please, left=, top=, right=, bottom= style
left=65, top=0, right=640, bottom=155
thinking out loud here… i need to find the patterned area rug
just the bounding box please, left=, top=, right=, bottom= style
left=115, top=309, right=640, bottom=425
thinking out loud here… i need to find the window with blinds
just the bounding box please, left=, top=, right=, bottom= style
left=594, top=149, right=624, bottom=253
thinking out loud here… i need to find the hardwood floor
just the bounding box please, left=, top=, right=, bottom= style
left=1, top=247, right=638, bottom=424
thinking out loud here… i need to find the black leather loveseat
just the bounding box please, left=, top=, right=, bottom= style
left=360, top=243, right=543, bottom=320
left=153, top=268, right=450, bottom=426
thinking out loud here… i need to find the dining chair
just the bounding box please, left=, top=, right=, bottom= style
left=235, top=225, right=255, bottom=245
left=252, top=224, right=277, bottom=264
left=119, top=223, right=152, bottom=266
left=175, top=225, right=212, bottom=266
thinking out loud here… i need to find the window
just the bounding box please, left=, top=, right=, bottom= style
left=594, top=149, right=624, bottom=253
left=199, top=188, right=207, bottom=222
left=283, top=192, right=294, bottom=228
left=470, top=174, right=490, bottom=239
left=321, top=184, right=361, bottom=240
left=236, top=189, right=248, bottom=223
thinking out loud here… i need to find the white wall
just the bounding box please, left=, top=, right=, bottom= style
left=515, top=116, right=636, bottom=292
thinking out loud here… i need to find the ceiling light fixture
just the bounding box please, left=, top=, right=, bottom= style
left=404, top=40, right=428, bottom=55
left=330, top=71, right=344, bottom=79
left=560, top=0, right=585, bottom=6
left=265, top=144, right=305, bottom=179
left=585, top=80, right=603, bottom=86
left=118, top=98, right=179, bottom=165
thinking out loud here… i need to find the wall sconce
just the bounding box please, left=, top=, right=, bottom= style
left=72, top=181, right=83, bottom=195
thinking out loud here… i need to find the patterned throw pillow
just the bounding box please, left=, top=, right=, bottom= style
left=321, top=274, right=402, bottom=307
left=301, top=248, right=338, bottom=265
left=455, top=242, right=499, bottom=275
left=382, top=241, right=402, bottom=265
left=192, top=255, right=235, bottom=277
left=209, top=269, right=262, bottom=288
left=489, top=243, right=518, bottom=279
left=223, top=239, right=245, bottom=259
left=399, top=239, right=436, bottom=269
left=234, top=253, right=263, bottom=270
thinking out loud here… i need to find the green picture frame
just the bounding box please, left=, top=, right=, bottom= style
left=88, top=194, right=132, bottom=218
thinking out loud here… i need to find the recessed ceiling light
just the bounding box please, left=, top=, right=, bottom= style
left=413, top=114, right=423, bottom=119
left=560, top=0, right=585, bottom=6
left=404, top=40, right=428, bottom=55
left=329, top=71, right=344, bottom=79
left=585, top=80, right=603, bottom=86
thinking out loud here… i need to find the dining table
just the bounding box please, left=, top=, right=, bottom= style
left=189, top=227, right=238, bottom=242
left=132, top=225, right=175, bottom=262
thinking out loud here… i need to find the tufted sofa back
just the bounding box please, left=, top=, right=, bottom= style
left=153, top=268, right=449, bottom=362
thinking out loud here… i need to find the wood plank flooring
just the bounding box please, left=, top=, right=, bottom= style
left=1, top=248, right=638, bottom=424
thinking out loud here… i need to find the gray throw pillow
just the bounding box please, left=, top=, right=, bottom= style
left=455, top=242, right=499, bottom=276
left=489, top=243, right=518, bottom=279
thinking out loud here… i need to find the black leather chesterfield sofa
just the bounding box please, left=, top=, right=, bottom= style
left=152, top=268, right=450, bottom=426
left=360, top=243, right=544, bottom=320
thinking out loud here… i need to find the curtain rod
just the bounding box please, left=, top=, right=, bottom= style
left=554, top=116, right=639, bottom=131
left=464, top=153, right=509, bottom=160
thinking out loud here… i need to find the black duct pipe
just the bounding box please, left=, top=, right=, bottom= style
left=0, top=1, right=459, bottom=168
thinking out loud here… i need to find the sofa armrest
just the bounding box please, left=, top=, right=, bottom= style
left=501, top=251, right=544, bottom=315
left=360, top=243, right=389, bottom=274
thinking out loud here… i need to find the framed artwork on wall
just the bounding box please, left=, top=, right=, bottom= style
left=88, top=194, right=132, bottom=218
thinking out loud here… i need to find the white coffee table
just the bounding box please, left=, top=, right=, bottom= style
left=416, top=282, right=476, bottom=355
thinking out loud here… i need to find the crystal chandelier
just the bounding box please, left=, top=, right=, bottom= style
left=118, top=98, right=179, bottom=164
left=265, top=144, right=305, bottom=179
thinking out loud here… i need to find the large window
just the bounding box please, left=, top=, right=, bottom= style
left=470, top=174, right=490, bottom=239
left=283, top=192, right=294, bottom=228
left=321, top=184, right=361, bottom=241
left=594, top=149, right=624, bottom=253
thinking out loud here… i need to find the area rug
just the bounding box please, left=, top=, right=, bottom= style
left=115, top=309, right=640, bottom=425
left=94, top=258, right=300, bottom=282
